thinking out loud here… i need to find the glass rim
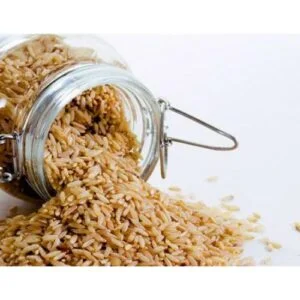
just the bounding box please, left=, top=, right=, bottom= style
left=20, top=63, right=161, bottom=200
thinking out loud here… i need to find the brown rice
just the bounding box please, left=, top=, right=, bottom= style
left=0, top=35, right=259, bottom=266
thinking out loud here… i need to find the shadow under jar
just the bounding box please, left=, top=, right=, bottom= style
left=0, top=34, right=238, bottom=201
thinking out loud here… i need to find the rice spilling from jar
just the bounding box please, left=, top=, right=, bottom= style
left=0, top=35, right=257, bottom=266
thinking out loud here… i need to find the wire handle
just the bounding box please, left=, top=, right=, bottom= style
left=0, top=133, right=16, bottom=183
left=158, top=99, right=238, bottom=178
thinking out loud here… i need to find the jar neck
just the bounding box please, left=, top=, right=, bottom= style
left=20, top=63, right=160, bottom=200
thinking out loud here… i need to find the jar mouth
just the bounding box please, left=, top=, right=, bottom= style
left=20, top=64, right=160, bottom=200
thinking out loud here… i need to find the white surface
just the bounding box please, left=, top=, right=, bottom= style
left=1, top=35, right=300, bottom=265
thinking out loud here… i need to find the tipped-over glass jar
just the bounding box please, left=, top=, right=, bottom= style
left=0, top=35, right=238, bottom=201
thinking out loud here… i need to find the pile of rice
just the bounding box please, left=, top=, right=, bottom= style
left=0, top=35, right=257, bottom=266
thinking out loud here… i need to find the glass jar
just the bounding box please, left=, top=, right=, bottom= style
left=0, top=34, right=238, bottom=201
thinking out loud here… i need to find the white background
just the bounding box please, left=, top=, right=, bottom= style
left=1, top=35, right=300, bottom=265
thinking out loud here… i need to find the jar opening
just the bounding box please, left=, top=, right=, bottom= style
left=21, top=64, right=160, bottom=200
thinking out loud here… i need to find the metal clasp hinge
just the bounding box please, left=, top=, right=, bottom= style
left=0, top=133, right=17, bottom=183
left=158, top=98, right=238, bottom=179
